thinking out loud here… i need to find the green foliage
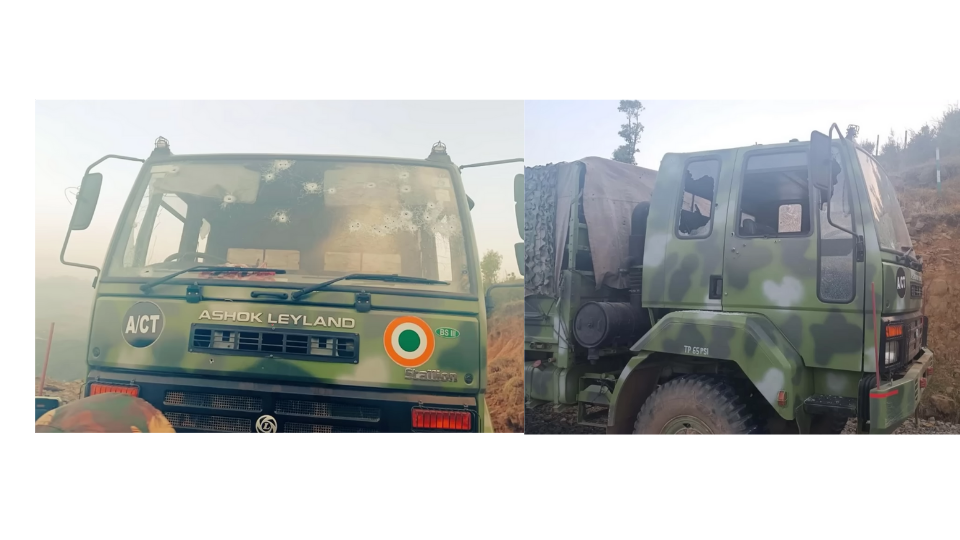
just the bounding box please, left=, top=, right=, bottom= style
left=858, top=138, right=876, bottom=155
left=612, top=100, right=645, bottom=165
left=480, top=249, right=503, bottom=289
left=873, top=103, right=960, bottom=178
left=879, top=130, right=901, bottom=171
left=936, top=103, right=960, bottom=158
left=903, top=124, right=937, bottom=167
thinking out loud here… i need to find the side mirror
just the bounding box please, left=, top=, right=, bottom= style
left=513, top=173, right=524, bottom=236
left=466, top=195, right=475, bottom=211
left=515, top=242, right=524, bottom=277
left=69, top=172, right=103, bottom=231
left=808, top=130, right=833, bottom=192
left=485, top=291, right=495, bottom=318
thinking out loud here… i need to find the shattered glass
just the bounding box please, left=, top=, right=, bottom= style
left=109, top=159, right=472, bottom=294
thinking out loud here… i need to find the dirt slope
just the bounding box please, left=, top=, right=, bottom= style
left=900, top=183, right=960, bottom=423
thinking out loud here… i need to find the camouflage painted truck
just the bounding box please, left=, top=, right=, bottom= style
left=55, top=138, right=521, bottom=433
left=524, top=125, right=934, bottom=434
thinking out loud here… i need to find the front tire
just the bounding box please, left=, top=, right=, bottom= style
left=633, top=375, right=765, bottom=434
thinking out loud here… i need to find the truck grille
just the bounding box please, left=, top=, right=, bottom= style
left=190, top=324, right=358, bottom=363
left=165, top=412, right=252, bottom=433
left=274, top=399, right=380, bottom=422
left=905, top=316, right=923, bottom=363
left=284, top=423, right=377, bottom=433
left=164, top=391, right=262, bottom=412
left=910, top=282, right=922, bottom=298
left=85, top=370, right=480, bottom=433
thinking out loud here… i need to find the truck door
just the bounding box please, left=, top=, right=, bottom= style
left=721, top=144, right=866, bottom=373
left=643, top=150, right=735, bottom=310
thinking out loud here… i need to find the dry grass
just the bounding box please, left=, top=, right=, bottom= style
left=485, top=301, right=524, bottom=433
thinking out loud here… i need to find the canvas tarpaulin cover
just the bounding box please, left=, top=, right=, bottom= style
left=524, top=156, right=657, bottom=297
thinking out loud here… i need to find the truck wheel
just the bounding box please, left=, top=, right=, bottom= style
left=633, top=375, right=764, bottom=434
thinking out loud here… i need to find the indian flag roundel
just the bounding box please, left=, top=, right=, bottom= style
left=383, top=316, right=435, bottom=368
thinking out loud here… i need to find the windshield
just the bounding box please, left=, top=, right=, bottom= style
left=857, top=149, right=913, bottom=253
left=108, top=158, right=473, bottom=294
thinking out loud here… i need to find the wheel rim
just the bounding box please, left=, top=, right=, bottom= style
left=661, top=415, right=713, bottom=434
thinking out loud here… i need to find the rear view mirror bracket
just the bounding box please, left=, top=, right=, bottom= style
left=61, top=154, right=145, bottom=287
left=809, top=126, right=857, bottom=241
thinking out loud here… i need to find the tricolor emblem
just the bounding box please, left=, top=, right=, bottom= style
left=384, top=316, right=436, bottom=368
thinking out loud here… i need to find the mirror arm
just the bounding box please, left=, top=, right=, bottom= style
left=60, top=229, right=102, bottom=287
left=64, top=155, right=146, bottom=288
left=84, top=154, right=144, bottom=176
left=459, top=158, right=523, bottom=171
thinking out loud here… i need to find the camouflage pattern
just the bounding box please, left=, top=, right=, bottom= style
left=88, top=286, right=484, bottom=393
left=70, top=150, right=493, bottom=433
left=525, top=135, right=934, bottom=434
left=35, top=393, right=175, bottom=433
left=641, top=149, right=737, bottom=310
left=629, top=311, right=812, bottom=420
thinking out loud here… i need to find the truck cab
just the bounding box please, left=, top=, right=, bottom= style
left=524, top=125, right=933, bottom=434
left=61, top=139, right=495, bottom=432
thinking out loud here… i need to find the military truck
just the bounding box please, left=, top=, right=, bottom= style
left=55, top=138, right=521, bottom=433
left=524, top=124, right=934, bottom=434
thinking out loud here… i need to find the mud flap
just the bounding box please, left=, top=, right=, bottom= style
left=481, top=396, right=495, bottom=433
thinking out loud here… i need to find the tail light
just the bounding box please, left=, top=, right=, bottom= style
left=412, top=408, right=472, bottom=431
left=89, top=383, right=139, bottom=397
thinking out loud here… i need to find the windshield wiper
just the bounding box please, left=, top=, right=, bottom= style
left=140, top=266, right=287, bottom=293
left=291, top=273, right=448, bottom=301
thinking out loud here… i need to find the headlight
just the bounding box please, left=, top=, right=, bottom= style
left=884, top=341, right=900, bottom=365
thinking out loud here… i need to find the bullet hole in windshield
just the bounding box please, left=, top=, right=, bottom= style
left=400, top=185, right=412, bottom=193
left=271, top=210, right=290, bottom=224
left=302, top=182, right=321, bottom=194
left=221, top=194, right=237, bottom=209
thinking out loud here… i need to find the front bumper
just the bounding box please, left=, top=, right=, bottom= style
left=84, top=368, right=482, bottom=433
left=868, top=347, right=934, bottom=434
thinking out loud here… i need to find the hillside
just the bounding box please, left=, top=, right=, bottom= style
left=35, top=276, right=94, bottom=381
left=899, top=179, right=960, bottom=423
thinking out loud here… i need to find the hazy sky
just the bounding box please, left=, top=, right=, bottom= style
left=525, top=100, right=957, bottom=170
left=35, top=101, right=524, bottom=280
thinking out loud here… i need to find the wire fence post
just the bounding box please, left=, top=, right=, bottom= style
left=936, top=147, right=942, bottom=194
left=38, top=322, right=55, bottom=396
